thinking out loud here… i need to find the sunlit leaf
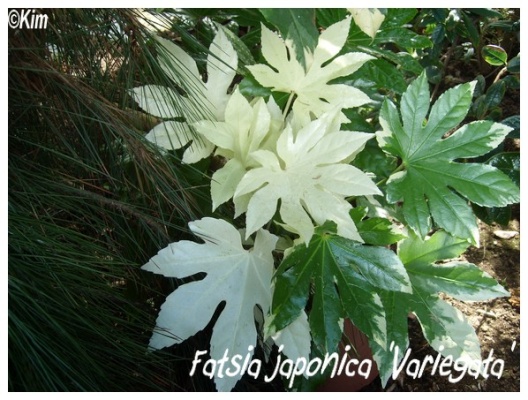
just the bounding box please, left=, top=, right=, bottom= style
left=248, top=17, right=374, bottom=125
left=377, top=72, right=519, bottom=244
left=234, top=110, right=380, bottom=244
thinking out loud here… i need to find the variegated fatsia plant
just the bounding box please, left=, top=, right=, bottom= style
left=131, top=10, right=519, bottom=391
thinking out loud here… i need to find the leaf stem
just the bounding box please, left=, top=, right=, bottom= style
left=492, top=66, right=508, bottom=84
left=282, top=91, right=295, bottom=121
left=376, top=162, right=405, bottom=186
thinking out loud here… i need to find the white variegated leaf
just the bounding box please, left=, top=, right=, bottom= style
left=194, top=89, right=278, bottom=210
left=234, top=110, right=381, bottom=245
left=131, top=30, right=238, bottom=163
left=348, top=8, right=386, bottom=39
left=247, top=18, right=374, bottom=122
left=142, top=218, right=278, bottom=392
left=271, top=311, right=311, bottom=370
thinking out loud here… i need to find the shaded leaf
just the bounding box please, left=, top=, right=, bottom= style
left=507, top=54, right=520, bottom=73
left=501, top=115, right=520, bottom=138
left=374, top=27, right=432, bottom=49
left=487, top=152, right=520, bottom=183
left=484, top=81, right=506, bottom=110
left=352, top=58, right=408, bottom=94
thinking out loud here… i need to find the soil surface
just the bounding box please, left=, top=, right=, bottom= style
left=364, top=218, right=521, bottom=392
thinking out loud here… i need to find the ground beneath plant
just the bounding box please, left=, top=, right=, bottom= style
left=365, top=217, right=521, bottom=392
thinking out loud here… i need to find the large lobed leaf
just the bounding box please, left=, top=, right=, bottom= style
left=372, top=230, right=509, bottom=386
left=377, top=72, right=520, bottom=244
left=142, top=218, right=277, bottom=391
left=234, top=110, right=381, bottom=245
left=268, top=223, right=411, bottom=355
left=402, top=231, right=510, bottom=302
left=247, top=17, right=374, bottom=125
left=193, top=88, right=282, bottom=210
left=131, top=30, right=238, bottom=163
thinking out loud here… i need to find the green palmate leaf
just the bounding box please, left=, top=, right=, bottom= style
left=409, top=289, right=482, bottom=366
left=142, top=218, right=278, bottom=392
left=408, top=261, right=510, bottom=301
left=350, top=206, right=406, bottom=246
left=482, top=44, right=508, bottom=66
left=372, top=229, right=509, bottom=386
left=401, top=231, right=510, bottom=301
left=239, top=75, right=272, bottom=98
left=259, top=8, right=319, bottom=68
left=369, top=290, right=409, bottom=386
left=375, top=292, right=481, bottom=387
left=356, top=217, right=407, bottom=246
left=473, top=151, right=520, bottom=226
left=398, top=230, right=469, bottom=268
left=269, top=227, right=410, bottom=354
left=352, top=138, right=398, bottom=182
left=342, top=109, right=376, bottom=132
left=377, top=72, right=520, bottom=244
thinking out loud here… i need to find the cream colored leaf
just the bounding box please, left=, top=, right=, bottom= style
left=129, top=85, right=182, bottom=119
left=144, top=120, right=189, bottom=150
left=348, top=8, right=386, bottom=39
left=142, top=218, right=278, bottom=392
left=247, top=17, right=374, bottom=122
left=234, top=110, right=381, bottom=244
left=132, top=30, right=238, bottom=163
left=271, top=311, right=311, bottom=367
left=194, top=89, right=279, bottom=210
